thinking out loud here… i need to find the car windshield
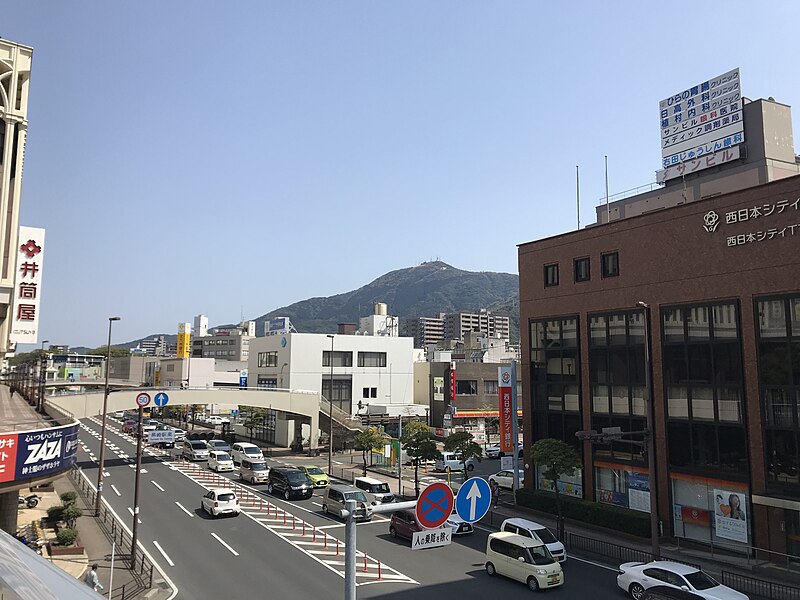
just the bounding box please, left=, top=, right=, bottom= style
left=683, top=570, right=719, bottom=590
left=217, top=493, right=236, bottom=502
left=214, top=453, right=232, bottom=461
left=533, top=527, right=557, bottom=544
left=527, top=545, right=555, bottom=565
left=250, top=462, right=267, bottom=471
left=210, top=440, right=226, bottom=447
left=306, top=467, right=324, bottom=475
left=244, top=447, right=261, bottom=456
left=344, top=491, right=368, bottom=503
left=286, top=472, right=310, bottom=484
left=369, top=483, right=390, bottom=493
left=190, top=441, right=206, bottom=449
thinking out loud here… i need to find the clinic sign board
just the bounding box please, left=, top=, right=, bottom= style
left=0, top=422, right=79, bottom=483
left=659, top=68, right=744, bottom=177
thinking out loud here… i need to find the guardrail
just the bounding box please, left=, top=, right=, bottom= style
left=565, top=532, right=701, bottom=570
left=722, top=570, right=800, bottom=600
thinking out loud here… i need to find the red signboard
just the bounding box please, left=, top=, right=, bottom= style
left=681, top=506, right=710, bottom=527
left=434, top=428, right=445, bottom=437
left=0, top=433, right=19, bottom=483
left=449, top=364, right=456, bottom=406
left=498, top=366, right=514, bottom=453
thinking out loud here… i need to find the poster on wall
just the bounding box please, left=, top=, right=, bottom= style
left=628, top=472, right=651, bottom=513
left=0, top=423, right=79, bottom=483
left=714, top=489, right=748, bottom=543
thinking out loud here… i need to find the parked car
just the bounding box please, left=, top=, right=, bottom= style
left=112, top=411, right=125, bottom=419
left=231, top=442, right=263, bottom=465
left=121, top=420, right=137, bottom=434
left=208, top=451, right=235, bottom=472
left=200, top=488, right=240, bottom=518
left=500, top=518, right=566, bottom=562
left=205, top=415, right=231, bottom=426
left=434, top=452, right=477, bottom=473
left=267, top=467, right=314, bottom=500
left=485, top=443, right=523, bottom=458
left=206, top=439, right=231, bottom=453
left=389, top=509, right=422, bottom=541
left=354, top=476, right=394, bottom=503
left=446, top=510, right=474, bottom=535
left=617, top=561, right=749, bottom=600
left=182, top=439, right=210, bottom=461
left=323, top=485, right=372, bottom=521
left=485, top=531, right=563, bottom=591
left=297, top=465, right=329, bottom=488
left=239, top=458, right=269, bottom=484
left=488, top=470, right=525, bottom=491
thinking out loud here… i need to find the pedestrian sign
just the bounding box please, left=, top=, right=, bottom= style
left=455, top=477, right=491, bottom=523
left=135, top=392, right=151, bottom=408
left=153, top=392, right=169, bottom=407
left=416, top=482, right=454, bottom=529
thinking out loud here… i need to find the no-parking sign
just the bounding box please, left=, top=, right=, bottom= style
left=416, top=482, right=454, bottom=529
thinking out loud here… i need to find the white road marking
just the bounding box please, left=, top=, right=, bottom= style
left=174, top=502, right=194, bottom=518
left=311, top=502, right=322, bottom=507
left=568, top=556, right=618, bottom=571
left=211, top=533, right=239, bottom=556
left=127, top=507, right=142, bottom=523
left=152, top=541, right=175, bottom=567
left=151, top=481, right=165, bottom=492
left=110, top=485, right=121, bottom=497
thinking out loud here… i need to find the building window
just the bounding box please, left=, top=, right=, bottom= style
left=258, top=351, right=278, bottom=368
left=756, top=294, right=800, bottom=494
left=661, top=301, right=747, bottom=477
left=485, top=380, right=499, bottom=395
left=322, top=377, right=353, bottom=414
left=544, top=264, right=559, bottom=287
left=166, top=364, right=175, bottom=372
left=574, top=257, right=590, bottom=282
left=456, top=380, right=478, bottom=395
left=323, top=351, right=353, bottom=368
left=357, top=352, right=387, bottom=367
left=257, top=376, right=277, bottom=389
left=362, top=387, right=377, bottom=399
left=601, top=252, right=619, bottom=278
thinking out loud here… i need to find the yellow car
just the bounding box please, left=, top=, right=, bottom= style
left=297, top=466, right=329, bottom=488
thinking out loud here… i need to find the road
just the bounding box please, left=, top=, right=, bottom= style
left=76, top=417, right=627, bottom=599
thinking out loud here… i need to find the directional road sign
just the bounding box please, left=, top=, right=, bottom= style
left=153, top=392, right=169, bottom=408
left=455, top=477, right=491, bottom=523
left=135, top=392, right=151, bottom=408
left=416, top=482, right=454, bottom=529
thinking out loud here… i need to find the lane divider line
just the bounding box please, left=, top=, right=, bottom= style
left=153, top=541, right=175, bottom=567
left=152, top=481, right=165, bottom=492
left=210, top=533, right=239, bottom=556
left=174, top=502, right=194, bottom=518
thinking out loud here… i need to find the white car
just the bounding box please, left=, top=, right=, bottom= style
left=112, top=411, right=125, bottom=419
left=208, top=451, right=235, bottom=472
left=617, top=561, right=749, bottom=600
left=206, top=415, right=231, bottom=426
left=200, top=488, right=240, bottom=518
left=230, top=442, right=263, bottom=465
left=206, top=439, right=231, bottom=453
left=485, top=443, right=523, bottom=459
left=500, top=518, right=566, bottom=562
left=446, top=510, right=474, bottom=535
left=488, top=469, right=525, bottom=490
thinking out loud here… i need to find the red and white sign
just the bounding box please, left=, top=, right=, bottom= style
left=449, top=363, right=457, bottom=406
left=416, top=482, right=454, bottom=529
left=135, top=393, right=151, bottom=408
left=9, top=226, right=46, bottom=345
left=434, top=428, right=445, bottom=437
left=0, top=433, right=19, bottom=483
left=498, top=366, right=514, bottom=454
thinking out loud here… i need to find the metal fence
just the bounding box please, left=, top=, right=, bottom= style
left=722, top=571, right=800, bottom=600
left=70, top=467, right=155, bottom=597
left=565, top=532, right=700, bottom=570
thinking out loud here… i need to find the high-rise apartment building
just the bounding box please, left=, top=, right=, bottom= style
left=443, top=310, right=510, bottom=342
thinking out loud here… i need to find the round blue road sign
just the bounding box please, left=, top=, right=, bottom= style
left=416, top=482, right=454, bottom=529
left=455, top=477, right=492, bottom=523
left=153, top=392, right=169, bottom=407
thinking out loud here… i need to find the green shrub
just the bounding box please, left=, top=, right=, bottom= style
left=516, top=489, right=651, bottom=538
left=56, top=528, right=78, bottom=546
left=46, top=505, right=65, bottom=522
left=59, top=491, right=77, bottom=506
left=62, top=504, right=83, bottom=529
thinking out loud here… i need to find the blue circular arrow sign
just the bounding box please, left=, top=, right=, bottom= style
left=455, top=477, right=492, bottom=523
left=153, top=392, right=169, bottom=407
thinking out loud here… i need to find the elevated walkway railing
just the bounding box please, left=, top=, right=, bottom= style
left=318, top=396, right=364, bottom=432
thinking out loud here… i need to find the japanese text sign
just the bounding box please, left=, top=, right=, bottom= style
left=498, top=366, right=514, bottom=453
left=10, top=226, right=46, bottom=344
left=13, top=423, right=79, bottom=481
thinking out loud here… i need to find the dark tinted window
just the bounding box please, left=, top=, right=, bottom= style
left=601, top=252, right=619, bottom=278
left=574, top=257, right=590, bottom=282
left=544, top=264, right=559, bottom=287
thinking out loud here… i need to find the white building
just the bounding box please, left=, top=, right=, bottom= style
left=247, top=331, right=424, bottom=419
left=193, top=314, right=209, bottom=338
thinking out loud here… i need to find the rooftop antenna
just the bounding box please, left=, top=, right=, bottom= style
left=605, top=155, right=610, bottom=222
left=576, top=165, right=580, bottom=230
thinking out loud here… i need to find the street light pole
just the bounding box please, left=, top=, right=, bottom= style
left=326, top=334, right=334, bottom=475
left=130, top=406, right=144, bottom=570
left=37, top=339, right=49, bottom=413
left=95, top=316, right=121, bottom=517
left=637, top=301, right=660, bottom=560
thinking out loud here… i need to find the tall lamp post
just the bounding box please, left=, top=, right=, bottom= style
left=37, top=339, right=49, bottom=413
left=326, top=334, right=334, bottom=475
left=637, top=301, right=660, bottom=560
left=95, top=316, right=121, bottom=517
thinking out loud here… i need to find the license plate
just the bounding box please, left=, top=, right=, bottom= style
left=548, top=575, right=559, bottom=583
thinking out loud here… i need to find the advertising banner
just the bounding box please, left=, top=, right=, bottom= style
left=628, top=472, right=651, bottom=513
left=714, top=489, right=748, bottom=543
left=498, top=366, right=514, bottom=453
left=0, top=433, right=20, bottom=483
left=449, top=363, right=457, bottom=406
left=681, top=506, right=711, bottom=527
left=14, top=423, right=79, bottom=481
left=9, top=226, right=46, bottom=345
left=433, top=377, right=444, bottom=402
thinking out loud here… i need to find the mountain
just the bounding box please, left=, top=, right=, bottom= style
left=253, top=261, right=520, bottom=339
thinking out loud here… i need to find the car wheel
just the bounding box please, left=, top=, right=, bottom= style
left=251, top=477, right=256, bottom=484
left=527, top=576, right=539, bottom=592
left=629, top=583, right=644, bottom=600
left=284, top=489, right=291, bottom=501
left=485, top=562, right=495, bottom=576
left=322, top=503, right=328, bottom=514
left=389, top=526, right=397, bottom=538
left=467, top=464, right=475, bottom=471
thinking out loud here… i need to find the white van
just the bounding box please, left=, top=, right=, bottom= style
left=353, top=477, right=395, bottom=504
left=500, top=518, right=567, bottom=562
left=434, top=452, right=477, bottom=473
left=231, top=442, right=262, bottom=465
left=485, top=531, right=563, bottom=591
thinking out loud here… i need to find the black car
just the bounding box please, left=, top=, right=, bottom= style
left=641, top=585, right=705, bottom=600
left=267, top=468, right=314, bottom=500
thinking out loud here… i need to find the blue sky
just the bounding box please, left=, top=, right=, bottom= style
left=4, top=2, right=800, bottom=348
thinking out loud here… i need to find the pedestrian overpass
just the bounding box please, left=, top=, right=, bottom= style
left=46, top=387, right=325, bottom=450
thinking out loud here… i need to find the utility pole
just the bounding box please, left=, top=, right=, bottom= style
left=95, top=316, right=120, bottom=516
left=326, top=334, right=334, bottom=475
left=130, top=406, right=144, bottom=569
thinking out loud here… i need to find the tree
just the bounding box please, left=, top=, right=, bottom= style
left=531, top=438, right=581, bottom=539
left=353, top=428, right=385, bottom=476
left=400, top=421, right=440, bottom=498
left=87, top=346, right=131, bottom=358
left=443, top=431, right=482, bottom=482
left=243, top=408, right=267, bottom=442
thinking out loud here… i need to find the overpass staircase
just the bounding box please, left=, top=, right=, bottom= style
left=318, top=397, right=365, bottom=445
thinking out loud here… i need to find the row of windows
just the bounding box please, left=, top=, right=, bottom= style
left=195, top=339, right=241, bottom=346
left=322, top=351, right=388, bottom=368
left=544, top=252, right=619, bottom=287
